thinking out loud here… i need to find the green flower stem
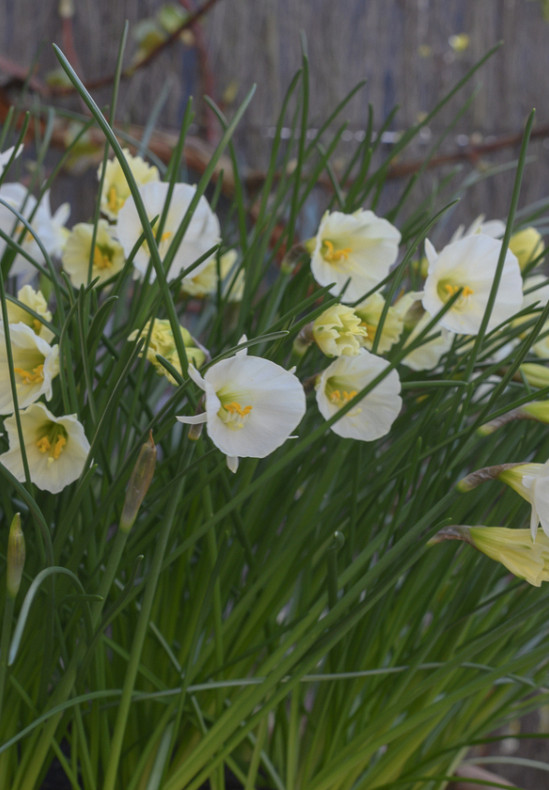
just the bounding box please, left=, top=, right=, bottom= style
left=202, top=465, right=226, bottom=790
left=102, top=478, right=186, bottom=790
left=13, top=525, right=132, bottom=790
left=0, top=596, right=14, bottom=727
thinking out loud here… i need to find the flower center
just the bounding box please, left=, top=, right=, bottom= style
left=108, top=186, right=125, bottom=214
left=13, top=364, right=44, bottom=385
left=438, top=280, right=474, bottom=306
left=325, top=377, right=362, bottom=416
left=322, top=239, right=353, bottom=264
left=35, top=423, right=68, bottom=462
left=361, top=321, right=377, bottom=342
left=217, top=399, right=253, bottom=430
left=93, top=244, right=114, bottom=270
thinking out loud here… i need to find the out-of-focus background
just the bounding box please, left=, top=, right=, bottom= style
left=2, top=2, right=549, bottom=788
left=2, top=0, right=549, bottom=234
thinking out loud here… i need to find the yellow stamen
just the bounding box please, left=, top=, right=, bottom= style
left=36, top=436, right=51, bottom=454
left=218, top=399, right=253, bottom=430
left=13, top=364, right=44, bottom=385
left=32, top=319, right=42, bottom=333
left=93, top=245, right=113, bottom=270
left=35, top=426, right=68, bottom=461
left=329, top=389, right=358, bottom=406
left=108, top=186, right=119, bottom=214
left=444, top=284, right=474, bottom=297
left=361, top=322, right=377, bottom=342
left=323, top=239, right=353, bottom=263
left=224, top=401, right=253, bottom=417
left=52, top=436, right=67, bottom=459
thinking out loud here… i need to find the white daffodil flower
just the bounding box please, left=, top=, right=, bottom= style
left=5, top=285, right=53, bottom=342
left=99, top=147, right=159, bottom=220
left=309, top=209, right=401, bottom=303
left=422, top=235, right=523, bottom=335
left=177, top=345, right=306, bottom=469
left=0, top=402, right=90, bottom=494
left=315, top=349, right=402, bottom=441
left=62, top=219, right=125, bottom=287
left=0, top=324, right=59, bottom=414
left=449, top=214, right=505, bottom=243
left=0, top=183, right=70, bottom=279
left=117, top=181, right=220, bottom=282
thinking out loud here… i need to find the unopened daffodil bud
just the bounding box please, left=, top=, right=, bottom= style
left=478, top=400, right=549, bottom=435
left=429, top=525, right=549, bottom=587
left=509, top=227, right=544, bottom=271
left=7, top=513, right=25, bottom=599
left=120, top=433, right=157, bottom=533
left=520, top=363, right=549, bottom=389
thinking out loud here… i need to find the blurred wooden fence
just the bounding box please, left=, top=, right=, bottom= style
left=1, top=0, right=549, bottom=231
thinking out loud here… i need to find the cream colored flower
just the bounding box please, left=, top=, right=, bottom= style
left=312, top=304, right=367, bottom=357
left=129, top=318, right=206, bottom=384
left=449, top=214, right=505, bottom=244
left=510, top=227, right=543, bottom=271
left=315, top=349, right=401, bottom=441
left=520, top=363, right=549, bottom=388
left=117, top=182, right=221, bottom=282
left=0, top=324, right=59, bottom=414
left=62, top=220, right=125, bottom=287
left=99, top=148, right=159, bottom=220
left=429, top=525, right=549, bottom=587
left=498, top=461, right=549, bottom=541
left=354, top=292, right=404, bottom=353
left=422, top=235, right=523, bottom=335
left=5, top=285, right=53, bottom=342
left=309, top=209, right=401, bottom=302
left=0, top=402, right=90, bottom=494
left=177, top=344, right=306, bottom=468
left=0, top=183, right=70, bottom=279
left=181, top=250, right=244, bottom=301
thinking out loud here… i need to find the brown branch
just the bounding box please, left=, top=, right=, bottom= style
left=385, top=124, right=549, bottom=179
left=50, top=0, right=224, bottom=96
left=0, top=0, right=224, bottom=99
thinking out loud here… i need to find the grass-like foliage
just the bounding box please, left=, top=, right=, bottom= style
left=1, top=38, right=549, bottom=790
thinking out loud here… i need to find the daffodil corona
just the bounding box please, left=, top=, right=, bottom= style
left=117, top=182, right=220, bottom=283
left=0, top=324, right=59, bottom=414
left=177, top=345, right=306, bottom=469
left=0, top=403, right=90, bottom=493
left=315, top=349, right=402, bottom=441
left=422, top=235, right=523, bottom=335
left=310, top=209, right=401, bottom=302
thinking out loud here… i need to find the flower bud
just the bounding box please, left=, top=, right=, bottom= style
left=429, top=524, right=549, bottom=587
left=520, top=363, right=549, bottom=389
left=120, top=433, right=157, bottom=533
left=509, top=227, right=543, bottom=271
left=7, top=513, right=25, bottom=599
left=456, top=463, right=523, bottom=493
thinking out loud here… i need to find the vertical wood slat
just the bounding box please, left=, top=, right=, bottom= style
left=1, top=0, right=548, bottom=224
